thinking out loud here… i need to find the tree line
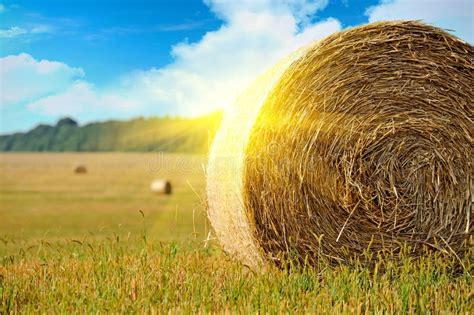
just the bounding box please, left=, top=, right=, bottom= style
left=0, top=113, right=222, bottom=153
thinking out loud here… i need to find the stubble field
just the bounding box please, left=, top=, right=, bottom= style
left=0, top=153, right=471, bottom=313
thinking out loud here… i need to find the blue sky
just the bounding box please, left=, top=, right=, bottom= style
left=1, top=0, right=222, bottom=85
left=1, top=0, right=472, bottom=134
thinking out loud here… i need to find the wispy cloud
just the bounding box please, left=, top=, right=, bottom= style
left=14, top=12, right=84, bottom=39
left=100, top=26, right=142, bottom=35
left=24, top=12, right=82, bottom=27
left=83, top=20, right=210, bottom=42
left=156, top=20, right=209, bottom=32
left=0, top=26, right=28, bottom=38
left=0, top=24, right=54, bottom=39
left=0, top=3, right=22, bottom=14
left=31, top=24, right=55, bottom=34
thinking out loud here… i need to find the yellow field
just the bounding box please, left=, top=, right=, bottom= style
left=0, top=153, right=209, bottom=253
left=1, top=153, right=471, bottom=313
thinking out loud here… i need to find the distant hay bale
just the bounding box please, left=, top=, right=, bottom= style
left=207, top=21, right=473, bottom=269
left=150, top=179, right=172, bottom=195
left=74, top=165, right=87, bottom=174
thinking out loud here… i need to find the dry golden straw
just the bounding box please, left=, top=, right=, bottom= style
left=150, top=179, right=172, bottom=195
left=207, top=21, right=473, bottom=269
left=74, top=165, right=87, bottom=174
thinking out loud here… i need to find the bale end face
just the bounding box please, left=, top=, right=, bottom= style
left=150, top=179, right=172, bottom=195
left=207, top=21, right=473, bottom=269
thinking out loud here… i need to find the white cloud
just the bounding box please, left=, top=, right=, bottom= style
left=26, top=81, right=95, bottom=116
left=113, top=0, right=341, bottom=116
left=31, top=24, right=54, bottom=34
left=26, top=81, right=139, bottom=119
left=2, top=0, right=342, bottom=132
left=366, top=0, right=473, bottom=43
left=0, top=26, right=27, bottom=38
left=0, top=53, right=84, bottom=106
left=0, top=23, right=54, bottom=39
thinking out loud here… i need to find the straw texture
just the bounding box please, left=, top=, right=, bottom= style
left=208, top=21, right=473, bottom=268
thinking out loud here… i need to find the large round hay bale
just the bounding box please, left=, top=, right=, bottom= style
left=150, top=179, right=172, bottom=195
left=207, top=21, right=473, bottom=269
left=74, top=165, right=87, bottom=174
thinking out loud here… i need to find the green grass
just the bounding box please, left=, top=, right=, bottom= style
left=0, top=153, right=208, bottom=250
left=0, top=153, right=472, bottom=313
left=2, top=236, right=472, bottom=313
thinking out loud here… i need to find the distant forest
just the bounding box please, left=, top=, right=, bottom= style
left=0, top=113, right=222, bottom=153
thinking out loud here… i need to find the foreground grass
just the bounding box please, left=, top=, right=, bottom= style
left=1, top=237, right=472, bottom=314
left=1, top=153, right=472, bottom=313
